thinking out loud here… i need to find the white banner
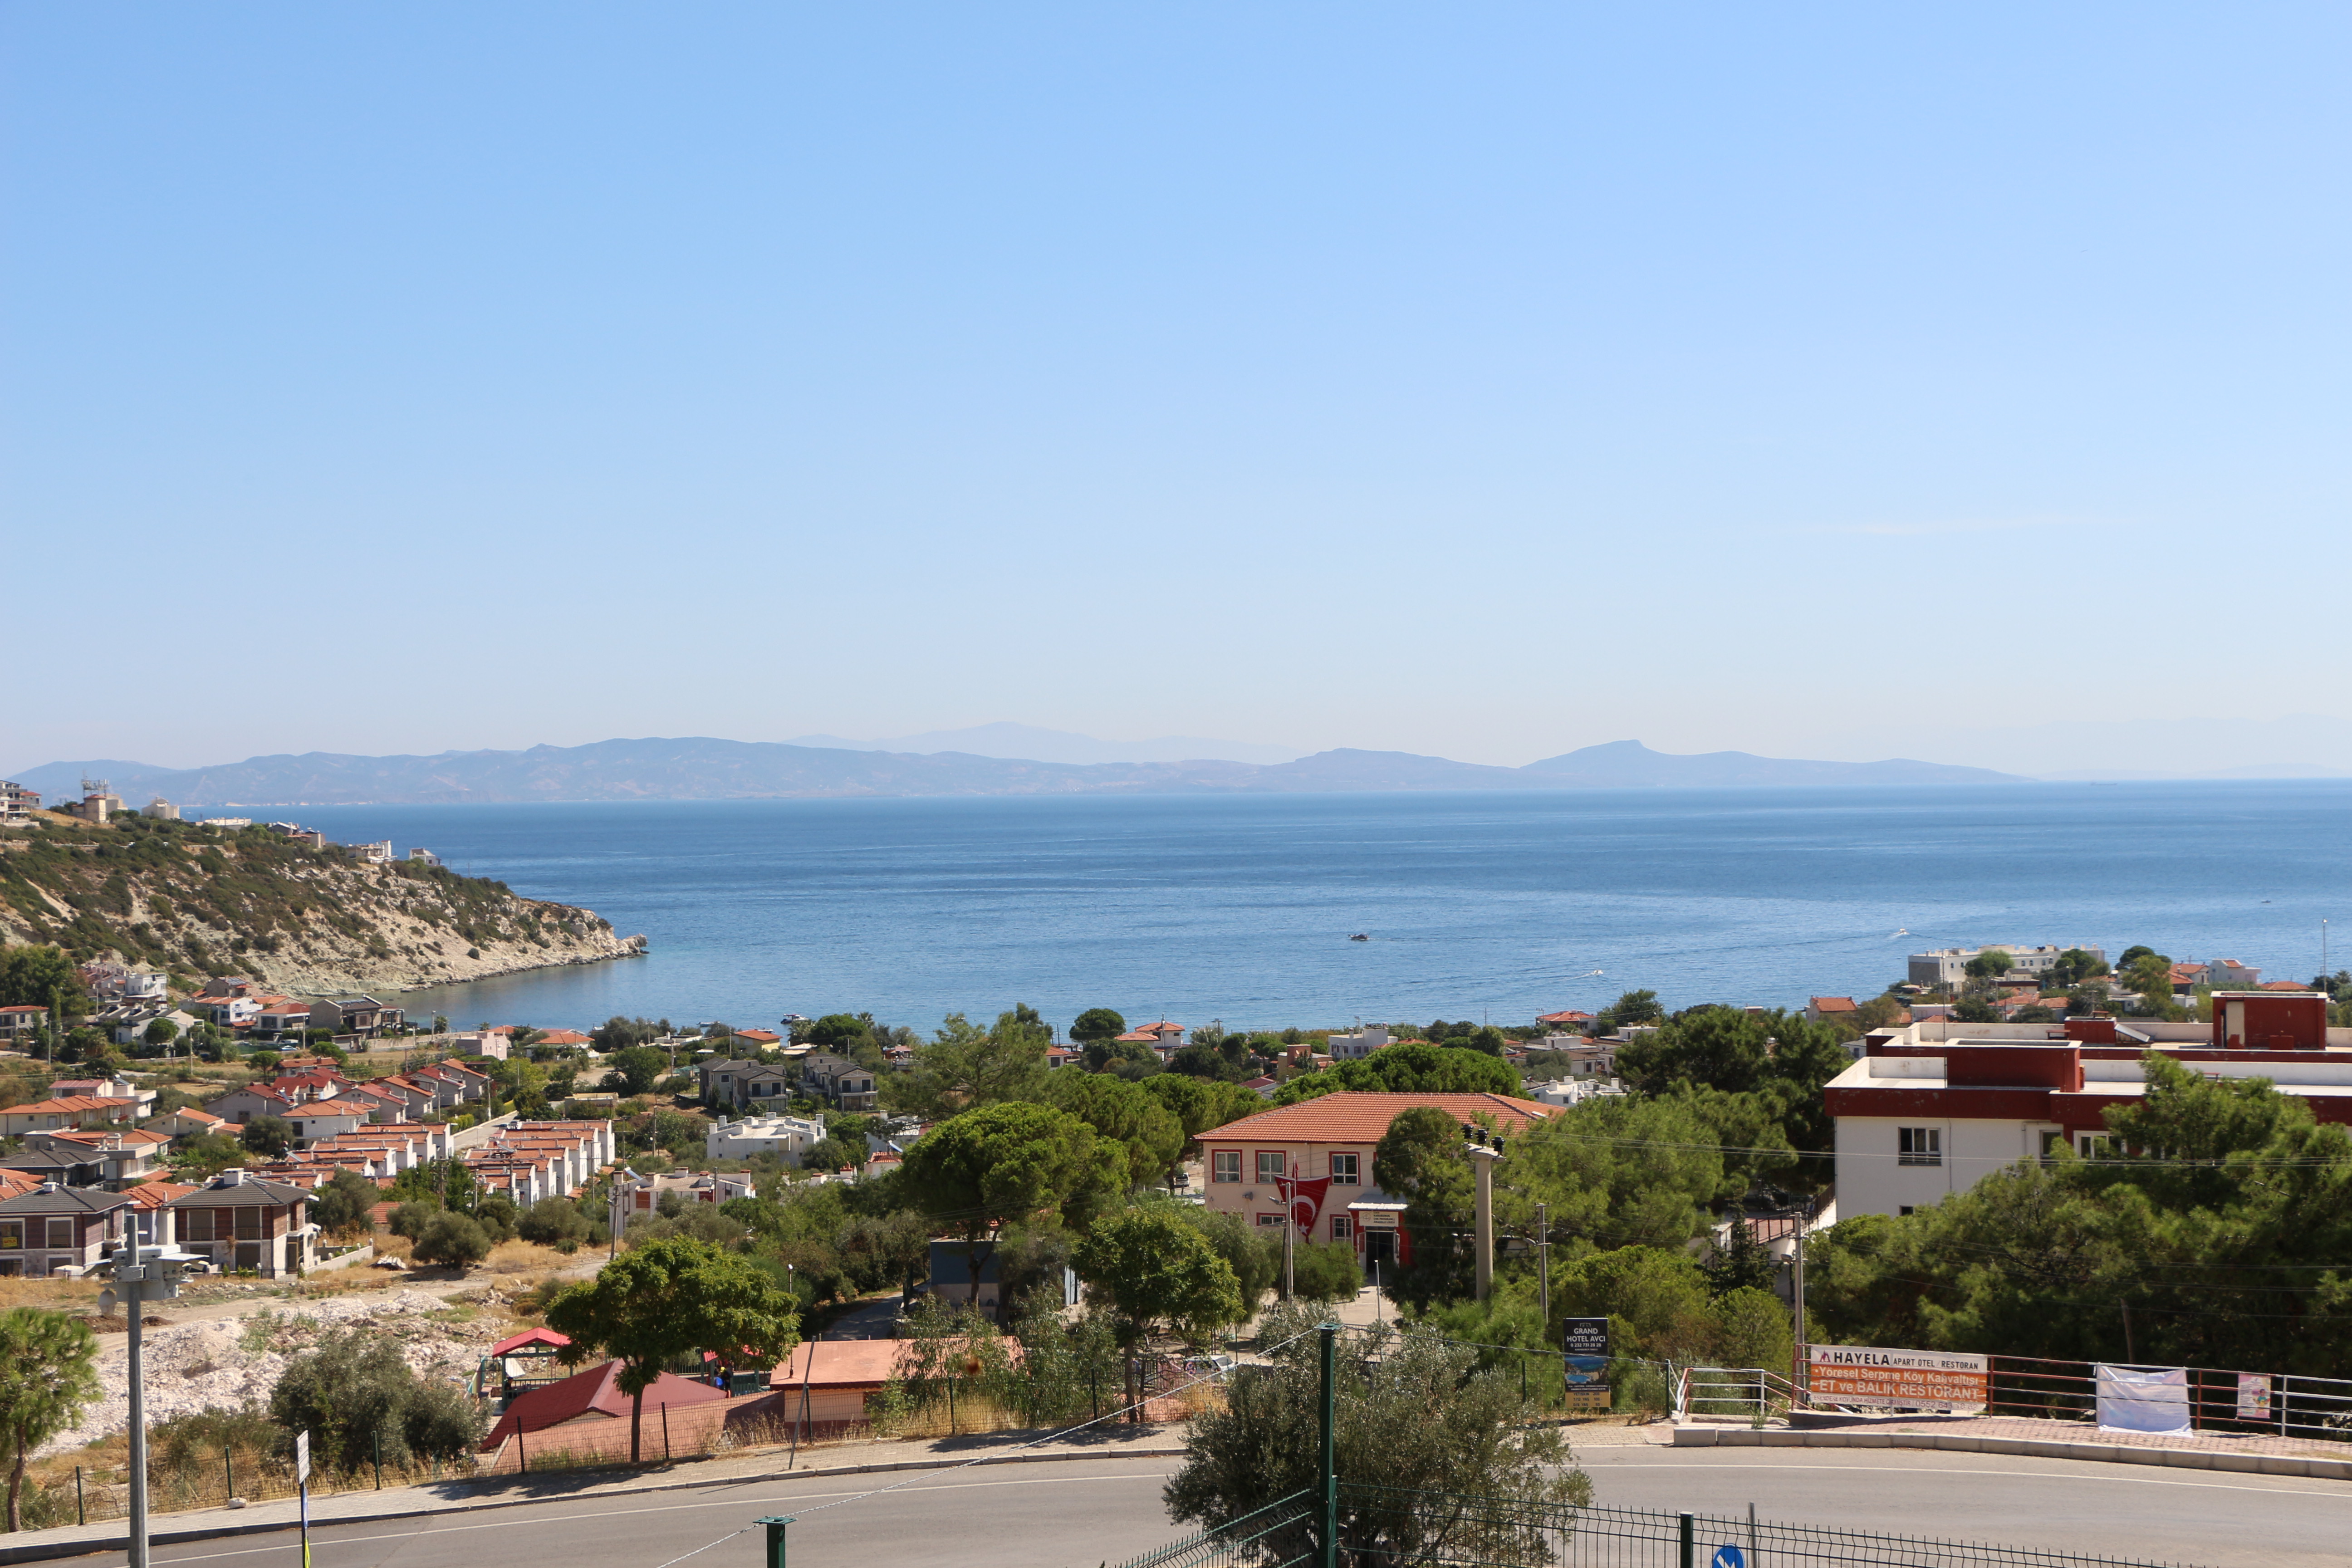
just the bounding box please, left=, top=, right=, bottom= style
left=295, top=1429, right=310, bottom=1484
left=2095, top=1365, right=2191, bottom=1434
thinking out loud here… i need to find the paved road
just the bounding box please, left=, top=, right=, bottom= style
left=59, top=1447, right=2351, bottom=1568
left=1582, top=1448, right=2350, bottom=1567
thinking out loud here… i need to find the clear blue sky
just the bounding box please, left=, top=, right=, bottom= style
left=5, top=5, right=2347, bottom=771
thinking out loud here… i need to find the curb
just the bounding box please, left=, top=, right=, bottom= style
left=0, top=1446, right=1189, bottom=1565
left=1670, top=1424, right=2352, bottom=1480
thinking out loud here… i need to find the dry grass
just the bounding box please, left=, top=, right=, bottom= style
left=0, top=1276, right=103, bottom=1312
left=480, top=1239, right=576, bottom=1275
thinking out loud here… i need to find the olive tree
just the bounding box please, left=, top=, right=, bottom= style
left=1164, top=1303, right=1588, bottom=1565
left=0, top=1309, right=100, bottom=1531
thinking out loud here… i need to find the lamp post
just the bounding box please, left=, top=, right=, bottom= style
left=101, top=1247, right=194, bottom=1568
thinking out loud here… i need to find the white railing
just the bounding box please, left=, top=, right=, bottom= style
left=1672, top=1364, right=1805, bottom=1423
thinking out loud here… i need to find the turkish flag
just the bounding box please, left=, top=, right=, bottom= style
left=1274, top=1173, right=1331, bottom=1240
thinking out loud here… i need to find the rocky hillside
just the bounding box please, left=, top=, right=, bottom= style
left=0, top=813, right=642, bottom=995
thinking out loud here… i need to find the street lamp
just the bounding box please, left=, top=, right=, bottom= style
left=99, top=1246, right=201, bottom=1568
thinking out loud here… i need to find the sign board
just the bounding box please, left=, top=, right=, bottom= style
left=1808, top=1345, right=1989, bottom=1412
left=1562, top=1318, right=1610, bottom=1407
left=1711, top=1547, right=1746, bottom=1568
left=294, top=1429, right=310, bottom=1484
left=2236, top=1373, right=2273, bottom=1421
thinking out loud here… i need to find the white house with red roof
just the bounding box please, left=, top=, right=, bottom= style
left=1195, top=1090, right=1558, bottom=1270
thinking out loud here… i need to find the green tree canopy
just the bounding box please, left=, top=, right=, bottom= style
left=1038, top=1070, right=1185, bottom=1188
left=1271, top=1043, right=1521, bottom=1106
left=898, top=1101, right=1127, bottom=1305
left=590, top=1015, right=663, bottom=1052
left=1070, top=1007, right=1128, bottom=1044
left=310, top=1169, right=379, bottom=1239
left=0, top=946, right=88, bottom=1016
left=603, top=1045, right=668, bottom=1097
left=1373, top=1105, right=1477, bottom=1308
left=240, top=1115, right=294, bottom=1158
left=883, top=1009, right=1051, bottom=1119
left=1071, top=1208, right=1246, bottom=1348
left=0, top=1308, right=100, bottom=1531
left=544, top=1237, right=801, bottom=1462
left=1140, top=1073, right=1264, bottom=1161
left=413, top=1210, right=492, bottom=1269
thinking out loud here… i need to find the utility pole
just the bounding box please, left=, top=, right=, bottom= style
left=1467, top=1143, right=1501, bottom=1302
left=1535, top=1202, right=1550, bottom=1332
left=1318, top=1321, right=1338, bottom=1568
left=1790, top=1194, right=1812, bottom=1396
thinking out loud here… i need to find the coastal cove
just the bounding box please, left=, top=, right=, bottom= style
left=278, top=783, right=2352, bottom=1033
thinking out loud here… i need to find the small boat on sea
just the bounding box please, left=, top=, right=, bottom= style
left=1349, top=933, right=1369, bottom=941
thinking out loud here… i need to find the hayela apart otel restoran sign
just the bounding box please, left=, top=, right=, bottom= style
left=1809, top=1345, right=1989, bottom=1412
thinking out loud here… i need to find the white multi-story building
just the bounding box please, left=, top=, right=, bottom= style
left=1906, top=944, right=2106, bottom=988
left=706, top=1112, right=828, bottom=1164
left=1326, top=1024, right=1390, bottom=1061
left=1828, top=994, right=2345, bottom=1218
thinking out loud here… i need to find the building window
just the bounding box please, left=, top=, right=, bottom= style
left=1331, top=1215, right=1353, bottom=1241
left=1255, top=1213, right=1285, bottom=1228
left=1256, top=1151, right=1286, bottom=1186
left=2077, top=1133, right=2115, bottom=1160
left=1898, top=1206, right=1916, bottom=1217
left=0, top=1222, right=20, bottom=1250
left=1897, top=1127, right=1941, bottom=1167
left=1211, top=1151, right=1240, bottom=1183
left=45, top=1220, right=72, bottom=1250
left=1328, top=1153, right=1359, bottom=1186
left=2039, top=1132, right=2065, bottom=1165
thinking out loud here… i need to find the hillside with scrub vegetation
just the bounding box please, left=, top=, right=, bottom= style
left=0, top=812, right=640, bottom=994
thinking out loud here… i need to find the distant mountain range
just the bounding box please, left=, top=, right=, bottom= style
left=787, top=721, right=1305, bottom=766
left=6, top=737, right=2022, bottom=807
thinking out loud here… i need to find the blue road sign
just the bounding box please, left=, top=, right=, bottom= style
left=1711, top=1546, right=1746, bottom=1568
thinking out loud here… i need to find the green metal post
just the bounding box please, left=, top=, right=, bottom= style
left=756, top=1515, right=794, bottom=1568
left=1318, top=1322, right=1338, bottom=1568
left=224, top=1448, right=233, bottom=1503
left=75, top=1467, right=84, bottom=1527
left=1678, top=1510, right=1694, bottom=1568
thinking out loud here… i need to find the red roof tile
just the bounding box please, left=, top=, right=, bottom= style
left=1196, top=1091, right=1556, bottom=1145
left=481, top=1361, right=726, bottom=1450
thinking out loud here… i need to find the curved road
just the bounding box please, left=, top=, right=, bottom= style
left=67, top=1447, right=2351, bottom=1568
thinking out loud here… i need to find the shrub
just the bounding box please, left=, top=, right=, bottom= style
left=412, top=1211, right=491, bottom=1269
left=475, top=1193, right=518, bottom=1244
left=311, top=1171, right=379, bottom=1240
left=269, top=1327, right=482, bottom=1471
left=1290, top=1238, right=1363, bottom=1304
left=515, top=1197, right=590, bottom=1248
left=387, top=1202, right=436, bottom=1240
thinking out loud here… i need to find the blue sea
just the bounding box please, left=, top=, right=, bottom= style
left=286, top=784, right=2352, bottom=1037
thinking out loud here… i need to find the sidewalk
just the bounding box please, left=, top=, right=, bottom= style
left=0, top=1426, right=1186, bottom=1566
left=1675, top=1411, right=2352, bottom=1481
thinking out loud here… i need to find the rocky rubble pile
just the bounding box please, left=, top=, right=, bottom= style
left=46, top=1290, right=519, bottom=1455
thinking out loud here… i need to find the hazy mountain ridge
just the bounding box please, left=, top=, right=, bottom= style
left=10, top=735, right=2025, bottom=805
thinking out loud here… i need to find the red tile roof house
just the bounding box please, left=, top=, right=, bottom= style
left=0, top=1182, right=135, bottom=1276
left=167, top=1168, right=317, bottom=1277
left=202, top=1083, right=301, bottom=1127
left=480, top=1361, right=735, bottom=1472
left=1195, top=1091, right=1558, bottom=1273
left=1805, top=996, right=1859, bottom=1024
left=0, top=1096, right=139, bottom=1137
left=0, top=1004, right=49, bottom=1045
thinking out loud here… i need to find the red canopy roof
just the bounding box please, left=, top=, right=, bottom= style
left=490, top=1326, right=572, bottom=1357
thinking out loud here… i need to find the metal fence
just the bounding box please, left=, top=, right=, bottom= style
left=1106, top=1490, right=2205, bottom=1568
left=1978, top=1352, right=2352, bottom=1442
